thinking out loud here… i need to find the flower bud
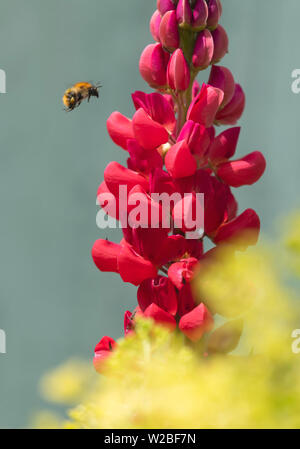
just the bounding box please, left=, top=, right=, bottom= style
left=192, top=0, right=208, bottom=30
left=137, top=276, right=178, bottom=315
left=160, top=10, right=180, bottom=51
left=165, top=140, right=197, bottom=178
left=216, top=151, right=266, bottom=187
left=215, top=84, right=246, bottom=125
left=179, top=303, right=214, bottom=342
left=150, top=10, right=162, bottom=42
left=211, top=25, right=229, bottom=64
left=167, top=49, right=190, bottom=91
left=192, top=29, right=214, bottom=70
left=206, top=0, right=222, bottom=30
left=176, top=0, right=192, bottom=28
left=208, top=65, right=235, bottom=108
left=139, top=43, right=170, bottom=88
left=157, top=0, right=176, bottom=15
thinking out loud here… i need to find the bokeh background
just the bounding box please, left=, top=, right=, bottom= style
left=0, top=0, right=299, bottom=428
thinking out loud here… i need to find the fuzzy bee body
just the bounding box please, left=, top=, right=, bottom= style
left=63, top=82, right=101, bottom=111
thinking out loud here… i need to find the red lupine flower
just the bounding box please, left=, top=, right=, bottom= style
left=106, top=111, right=134, bottom=150
left=143, top=303, right=177, bottom=331
left=118, top=244, right=158, bottom=286
left=104, top=161, right=149, bottom=197
left=131, top=91, right=176, bottom=134
left=187, top=83, right=224, bottom=127
left=208, top=65, right=235, bottom=108
left=167, top=49, right=191, bottom=91
left=132, top=108, right=169, bottom=150
left=159, top=10, right=180, bottom=51
left=168, top=257, right=199, bottom=290
left=213, top=208, right=261, bottom=247
left=216, top=84, right=246, bottom=125
left=92, top=239, right=121, bottom=273
left=177, top=120, right=211, bottom=160
left=217, top=151, right=266, bottom=187
left=137, top=276, right=178, bottom=315
left=179, top=303, right=214, bottom=342
left=124, top=310, right=135, bottom=336
left=92, top=0, right=266, bottom=359
left=93, top=336, right=117, bottom=373
left=211, top=25, right=229, bottom=64
left=208, top=127, right=241, bottom=165
left=165, top=140, right=197, bottom=178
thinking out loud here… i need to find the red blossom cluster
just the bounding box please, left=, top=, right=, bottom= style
left=92, top=0, right=266, bottom=373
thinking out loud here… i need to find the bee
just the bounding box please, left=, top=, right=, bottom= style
left=62, top=82, right=101, bottom=111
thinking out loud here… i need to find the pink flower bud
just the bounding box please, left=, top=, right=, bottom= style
left=150, top=10, right=162, bottom=42
left=139, top=43, right=170, bottom=88
left=211, top=25, right=229, bottom=64
left=206, top=0, right=222, bottom=30
left=93, top=336, right=116, bottom=374
left=144, top=303, right=177, bottom=331
left=176, top=0, right=192, bottom=27
left=104, top=161, right=149, bottom=196
left=214, top=209, right=260, bottom=247
left=157, top=0, right=176, bottom=15
left=92, top=239, right=121, bottom=273
left=179, top=303, right=214, bottom=342
left=215, top=84, right=245, bottom=125
left=192, top=0, right=208, bottom=30
left=192, top=29, right=214, bottom=70
left=160, top=10, right=180, bottom=51
left=165, top=140, right=197, bottom=178
left=132, top=108, right=169, bottom=150
left=167, top=49, right=190, bottom=91
left=107, top=111, right=134, bottom=150
left=187, top=83, right=224, bottom=127
left=208, top=65, right=235, bottom=108
left=137, top=276, right=178, bottom=315
left=217, top=151, right=266, bottom=187
left=177, top=120, right=210, bottom=159
left=118, top=245, right=158, bottom=286
left=208, top=127, right=241, bottom=165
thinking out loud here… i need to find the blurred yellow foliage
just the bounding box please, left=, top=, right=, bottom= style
left=34, top=215, right=300, bottom=429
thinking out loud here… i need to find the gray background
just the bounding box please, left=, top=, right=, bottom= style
left=0, top=0, right=299, bottom=428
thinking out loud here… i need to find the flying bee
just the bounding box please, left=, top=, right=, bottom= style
left=62, top=82, right=101, bottom=111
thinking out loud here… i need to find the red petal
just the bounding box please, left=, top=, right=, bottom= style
left=132, top=108, right=169, bottom=150
left=106, top=111, right=134, bottom=150
left=91, top=239, right=121, bottom=273
left=179, top=303, right=214, bottom=341
left=144, top=303, right=177, bottom=331
left=165, top=140, right=197, bottom=178
left=217, top=151, right=266, bottom=187
left=118, top=245, right=158, bottom=286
